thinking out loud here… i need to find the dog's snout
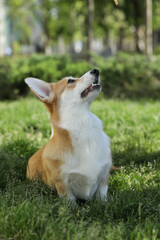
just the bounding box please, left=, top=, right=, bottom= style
left=90, top=69, right=99, bottom=76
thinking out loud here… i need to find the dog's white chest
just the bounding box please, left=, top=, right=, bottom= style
left=61, top=113, right=111, bottom=200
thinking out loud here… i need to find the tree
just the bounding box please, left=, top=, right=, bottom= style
left=94, top=0, right=128, bottom=53
left=146, top=0, right=153, bottom=59
left=87, top=0, right=94, bottom=61
left=4, top=0, right=36, bottom=48
left=123, top=0, right=145, bottom=52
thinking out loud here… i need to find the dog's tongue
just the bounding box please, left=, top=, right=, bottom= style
left=85, top=85, right=92, bottom=94
left=89, top=85, right=93, bottom=91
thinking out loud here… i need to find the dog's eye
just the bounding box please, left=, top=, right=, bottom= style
left=68, top=79, right=75, bottom=84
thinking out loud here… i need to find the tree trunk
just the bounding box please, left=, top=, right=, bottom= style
left=133, top=0, right=140, bottom=52
left=87, top=0, right=94, bottom=62
left=146, top=0, right=153, bottom=60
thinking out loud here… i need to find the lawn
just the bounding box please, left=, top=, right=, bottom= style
left=0, top=97, right=160, bottom=240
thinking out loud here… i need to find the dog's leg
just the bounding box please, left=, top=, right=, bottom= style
left=96, top=174, right=110, bottom=201
left=66, top=188, right=77, bottom=204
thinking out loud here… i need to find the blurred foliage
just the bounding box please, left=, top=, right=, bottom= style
left=4, top=0, right=36, bottom=44
left=4, top=0, right=88, bottom=46
left=93, top=53, right=160, bottom=98
left=4, top=0, right=160, bottom=50
left=153, top=0, right=160, bottom=30
left=154, top=44, right=160, bottom=54
left=0, top=53, right=160, bottom=100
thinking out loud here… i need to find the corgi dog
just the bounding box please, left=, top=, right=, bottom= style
left=25, top=69, right=112, bottom=203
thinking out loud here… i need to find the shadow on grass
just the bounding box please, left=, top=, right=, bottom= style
left=112, top=144, right=160, bottom=167
left=0, top=138, right=160, bottom=227
left=1, top=137, right=159, bottom=186
left=89, top=187, right=159, bottom=219
left=0, top=138, right=37, bottom=189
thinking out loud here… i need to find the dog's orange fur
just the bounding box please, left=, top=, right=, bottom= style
left=26, top=79, right=73, bottom=196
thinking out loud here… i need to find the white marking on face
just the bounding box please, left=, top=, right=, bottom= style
left=61, top=70, right=101, bottom=109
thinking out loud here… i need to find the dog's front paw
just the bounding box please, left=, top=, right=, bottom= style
left=96, top=193, right=108, bottom=202
left=66, top=191, right=77, bottom=205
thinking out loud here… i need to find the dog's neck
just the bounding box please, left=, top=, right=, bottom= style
left=50, top=102, right=92, bottom=137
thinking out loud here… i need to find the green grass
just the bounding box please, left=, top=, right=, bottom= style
left=0, top=97, right=160, bottom=240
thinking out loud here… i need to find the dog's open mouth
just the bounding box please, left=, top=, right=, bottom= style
left=81, top=83, right=100, bottom=98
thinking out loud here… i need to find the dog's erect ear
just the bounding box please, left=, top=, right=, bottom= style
left=25, top=78, right=53, bottom=103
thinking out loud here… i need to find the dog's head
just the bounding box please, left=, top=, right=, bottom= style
left=25, top=69, right=101, bottom=121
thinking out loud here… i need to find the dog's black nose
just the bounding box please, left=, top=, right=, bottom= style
left=90, top=68, right=99, bottom=76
